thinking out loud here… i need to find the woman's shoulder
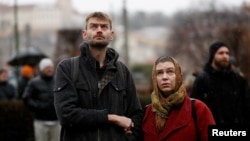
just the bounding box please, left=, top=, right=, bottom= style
left=143, top=104, right=153, bottom=116
left=192, top=98, right=208, bottom=108
left=191, top=98, right=213, bottom=115
left=143, top=104, right=152, bottom=112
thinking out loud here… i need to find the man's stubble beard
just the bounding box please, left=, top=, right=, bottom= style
left=86, top=39, right=110, bottom=49
left=214, top=60, right=230, bottom=70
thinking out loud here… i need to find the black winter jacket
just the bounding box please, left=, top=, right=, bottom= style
left=191, top=64, right=249, bottom=125
left=54, top=43, right=143, bottom=141
left=23, top=75, right=57, bottom=121
left=0, top=81, right=17, bottom=100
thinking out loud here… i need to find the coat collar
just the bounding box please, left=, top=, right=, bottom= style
left=79, top=42, right=119, bottom=70
left=160, top=95, right=192, bottom=139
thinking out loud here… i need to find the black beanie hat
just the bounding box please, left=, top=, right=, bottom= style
left=207, top=41, right=229, bottom=65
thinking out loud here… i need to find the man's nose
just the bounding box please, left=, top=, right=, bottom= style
left=97, top=26, right=103, bottom=32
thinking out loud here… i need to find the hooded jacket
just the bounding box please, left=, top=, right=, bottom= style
left=0, top=69, right=17, bottom=100
left=22, top=74, right=57, bottom=121
left=191, top=63, right=249, bottom=125
left=0, top=81, right=17, bottom=100
left=191, top=41, right=249, bottom=125
left=54, top=43, right=143, bottom=141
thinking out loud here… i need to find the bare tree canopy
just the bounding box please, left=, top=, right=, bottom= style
left=167, top=2, right=250, bottom=83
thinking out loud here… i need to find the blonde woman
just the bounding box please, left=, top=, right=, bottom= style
left=142, top=55, right=215, bottom=141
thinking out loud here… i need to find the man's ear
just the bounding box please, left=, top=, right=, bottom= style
left=82, top=30, right=87, bottom=40
left=110, top=31, right=115, bottom=41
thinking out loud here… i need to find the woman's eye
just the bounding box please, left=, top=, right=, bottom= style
left=156, top=71, right=163, bottom=75
left=166, top=70, right=175, bottom=75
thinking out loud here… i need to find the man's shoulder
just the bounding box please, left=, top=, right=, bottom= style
left=56, top=57, right=76, bottom=70
left=58, top=57, right=72, bottom=65
left=232, top=71, right=248, bottom=84
left=6, top=82, right=16, bottom=89
left=116, top=60, right=128, bottom=71
left=196, top=71, right=209, bottom=80
left=116, top=60, right=125, bottom=66
left=30, top=75, right=42, bottom=83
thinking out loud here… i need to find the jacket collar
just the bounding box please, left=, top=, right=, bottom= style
left=79, top=42, right=119, bottom=69
left=204, top=63, right=233, bottom=78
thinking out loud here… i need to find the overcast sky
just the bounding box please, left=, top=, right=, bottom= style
left=1, top=0, right=250, bottom=16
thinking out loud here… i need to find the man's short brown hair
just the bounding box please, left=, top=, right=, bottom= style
left=85, top=11, right=112, bottom=30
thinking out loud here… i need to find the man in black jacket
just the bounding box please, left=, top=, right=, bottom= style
left=191, top=41, right=249, bottom=126
left=54, top=12, right=143, bottom=141
left=23, top=58, right=60, bottom=141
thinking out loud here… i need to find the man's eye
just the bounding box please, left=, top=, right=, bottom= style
left=101, top=25, right=108, bottom=29
left=90, top=25, right=97, bottom=28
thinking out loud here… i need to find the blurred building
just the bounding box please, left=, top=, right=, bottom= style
left=0, top=0, right=168, bottom=68
left=0, top=0, right=83, bottom=35
left=114, top=26, right=167, bottom=66
left=0, top=0, right=85, bottom=64
left=0, top=0, right=170, bottom=98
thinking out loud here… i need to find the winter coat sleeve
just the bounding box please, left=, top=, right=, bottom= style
left=122, top=65, right=144, bottom=141
left=22, top=77, right=48, bottom=111
left=194, top=99, right=215, bottom=141
left=22, top=80, right=39, bottom=110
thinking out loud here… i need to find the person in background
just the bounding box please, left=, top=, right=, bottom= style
left=54, top=11, right=143, bottom=141
left=0, top=68, right=17, bottom=100
left=17, top=65, right=34, bottom=99
left=22, top=58, right=60, bottom=141
left=191, top=41, right=249, bottom=126
left=142, top=55, right=215, bottom=141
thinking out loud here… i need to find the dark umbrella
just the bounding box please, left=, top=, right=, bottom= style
left=7, top=47, right=47, bottom=66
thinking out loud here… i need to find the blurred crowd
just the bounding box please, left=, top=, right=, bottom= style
left=0, top=58, right=60, bottom=141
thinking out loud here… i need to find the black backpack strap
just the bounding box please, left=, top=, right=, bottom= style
left=190, top=98, right=200, bottom=141
left=116, top=61, right=126, bottom=86
left=191, top=98, right=197, bottom=123
left=70, top=56, right=79, bottom=83
left=143, top=104, right=150, bottom=114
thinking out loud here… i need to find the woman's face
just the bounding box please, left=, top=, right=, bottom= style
left=155, top=61, right=176, bottom=96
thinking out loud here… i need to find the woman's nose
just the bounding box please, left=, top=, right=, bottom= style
left=162, top=72, right=169, bottom=79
